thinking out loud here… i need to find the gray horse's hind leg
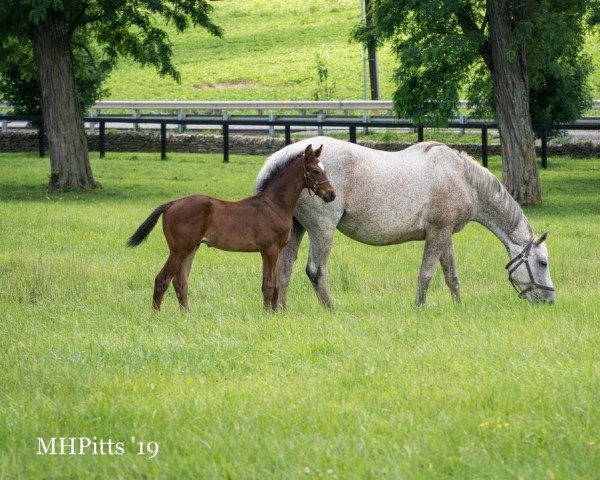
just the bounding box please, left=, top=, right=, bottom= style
left=416, top=226, right=453, bottom=305
left=306, top=229, right=335, bottom=308
left=277, top=217, right=306, bottom=308
left=439, top=240, right=461, bottom=303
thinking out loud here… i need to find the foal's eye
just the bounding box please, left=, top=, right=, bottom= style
left=312, top=169, right=320, bottom=175
left=539, top=260, right=548, bottom=268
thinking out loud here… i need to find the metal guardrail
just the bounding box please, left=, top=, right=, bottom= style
left=2, top=99, right=600, bottom=117
left=3, top=114, right=599, bottom=169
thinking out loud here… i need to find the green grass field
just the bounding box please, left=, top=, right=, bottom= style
left=1, top=150, right=599, bottom=478
left=102, top=0, right=600, bottom=101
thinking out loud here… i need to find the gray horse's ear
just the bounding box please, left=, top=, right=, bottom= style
left=536, top=231, right=548, bottom=245
left=304, top=144, right=313, bottom=158
left=314, top=144, right=323, bottom=158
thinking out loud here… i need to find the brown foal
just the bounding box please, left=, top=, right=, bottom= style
left=127, top=144, right=335, bottom=311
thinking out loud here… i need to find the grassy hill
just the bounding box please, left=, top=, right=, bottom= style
left=103, top=0, right=600, bottom=102
left=104, top=0, right=397, bottom=101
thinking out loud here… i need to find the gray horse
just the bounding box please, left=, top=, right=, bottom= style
left=255, top=136, right=555, bottom=306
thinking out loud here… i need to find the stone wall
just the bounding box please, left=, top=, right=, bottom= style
left=1, top=130, right=599, bottom=158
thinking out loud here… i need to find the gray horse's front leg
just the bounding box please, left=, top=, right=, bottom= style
left=277, top=217, right=306, bottom=309
left=439, top=240, right=461, bottom=303
left=416, top=226, right=453, bottom=305
left=306, top=229, right=335, bottom=308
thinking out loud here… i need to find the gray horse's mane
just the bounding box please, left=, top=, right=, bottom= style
left=455, top=150, right=528, bottom=233
left=254, top=145, right=304, bottom=194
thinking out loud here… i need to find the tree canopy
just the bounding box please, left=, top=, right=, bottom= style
left=354, top=0, right=598, bottom=130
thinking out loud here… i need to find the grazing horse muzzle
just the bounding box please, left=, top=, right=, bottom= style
left=505, top=238, right=555, bottom=304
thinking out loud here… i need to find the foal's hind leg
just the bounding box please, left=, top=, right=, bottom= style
left=261, top=246, right=281, bottom=311
left=277, top=218, right=306, bottom=308
left=439, top=240, right=461, bottom=303
left=153, top=253, right=185, bottom=311
left=416, top=226, right=453, bottom=306
left=172, top=247, right=198, bottom=311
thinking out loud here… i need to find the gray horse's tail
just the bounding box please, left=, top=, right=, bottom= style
left=127, top=201, right=175, bottom=248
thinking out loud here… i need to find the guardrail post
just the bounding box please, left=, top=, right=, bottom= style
left=133, top=109, right=140, bottom=131
left=541, top=127, right=548, bottom=169
left=350, top=126, right=357, bottom=143
left=160, top=122, right=167, bottom=160
left=177, top=110, right=186, bottom=133
left=88, top=111, right=95, bottom=135
left=362, top=114, right=369, bottom=135
left=317, top=113, right=324, bottom=136
left=269, top=112, right=276, bottom=137
left=459, top=114, right=466, bottom=135
left=417, top=126, right=424, bottom=142
left=481, top=126, right=488, bottom=168
left=99, top=121, right=106, bottom=158
left=2, top=119, right=7, bottom=133
left=285, top=125, right=291, bottom=145
left=38, top=121, right=45, bottom=157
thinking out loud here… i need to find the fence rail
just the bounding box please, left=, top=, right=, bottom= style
left=3, top=114, right=600, bottom=169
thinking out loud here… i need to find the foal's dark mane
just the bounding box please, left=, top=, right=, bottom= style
left=254, top=148, right=303, bottom=194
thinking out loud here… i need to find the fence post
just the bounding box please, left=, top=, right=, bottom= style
left=222, top=113, right=230, bottom=163
left=38, top=121, right=45, bottom=157
left=349, top=125, right=357, bottom=143
left=481, top=126, right=488, bottom=168
left=417, top=126, right=424, bottom=142
left=285, top=125, right=291, bottom=145
left=160, top=122, right=167, bottom=160
left=99, top=121, right=106, bottom=158
left=541, top=127, right=548, bottom=169
left=2, top=119, right=7, bottom=133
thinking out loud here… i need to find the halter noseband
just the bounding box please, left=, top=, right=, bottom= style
left=303, top=162, right=330, bottom=195
left=505, top=237, right=554, bottom=300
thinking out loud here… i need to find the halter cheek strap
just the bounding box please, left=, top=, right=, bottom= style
left=303, top=163, right=330, bottom=195
left=505, top=238, right=554, bottom=299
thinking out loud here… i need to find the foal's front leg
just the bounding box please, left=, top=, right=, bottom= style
left=260, top=247, right=281, bottom=311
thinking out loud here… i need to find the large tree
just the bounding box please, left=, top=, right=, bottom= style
left=0, top=1, right=221, bottom=192
left=354, top=0, right=598, bottom=205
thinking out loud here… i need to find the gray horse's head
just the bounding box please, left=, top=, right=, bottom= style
left=506, top=232, right=555, bottom=304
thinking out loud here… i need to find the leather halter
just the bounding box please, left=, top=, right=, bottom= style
left=505, top=237, right=554, bottom=299
left=303, top=161, right=330, bottom=195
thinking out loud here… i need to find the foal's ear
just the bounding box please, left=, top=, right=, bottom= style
left=314, top=144, right=323, bottom=158
left=304, top=144, right=314, bottom=159
left=535, top=231, right=549, bottom=245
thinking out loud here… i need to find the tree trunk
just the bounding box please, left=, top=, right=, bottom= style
left=487, top=0, right=541, bottom=205
left=31, top=12, right=99, bottom=192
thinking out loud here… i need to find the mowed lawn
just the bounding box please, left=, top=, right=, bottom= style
left=0, top=149, right=599, bottom=478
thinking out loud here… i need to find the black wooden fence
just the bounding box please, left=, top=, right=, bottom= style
left=2, top=114, right=600, bottom=168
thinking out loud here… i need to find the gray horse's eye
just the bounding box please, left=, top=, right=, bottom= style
left=539, top=260, right=548, bottom=268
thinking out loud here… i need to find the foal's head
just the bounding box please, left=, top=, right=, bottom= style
left=302, top=144, right=335, bottom=203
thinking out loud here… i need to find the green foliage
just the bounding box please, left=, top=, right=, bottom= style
left=0, top=151, right=599, bottom=477
left=354, top=0, right=595, bottom=128
left=0, top=0, right=222, bottom=111
left=0, top=33, right=110, bottom=115
left=312, top=51, right=337, bottom=100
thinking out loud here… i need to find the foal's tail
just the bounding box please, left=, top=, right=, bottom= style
left=127, top=201, right=175, bottom=248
